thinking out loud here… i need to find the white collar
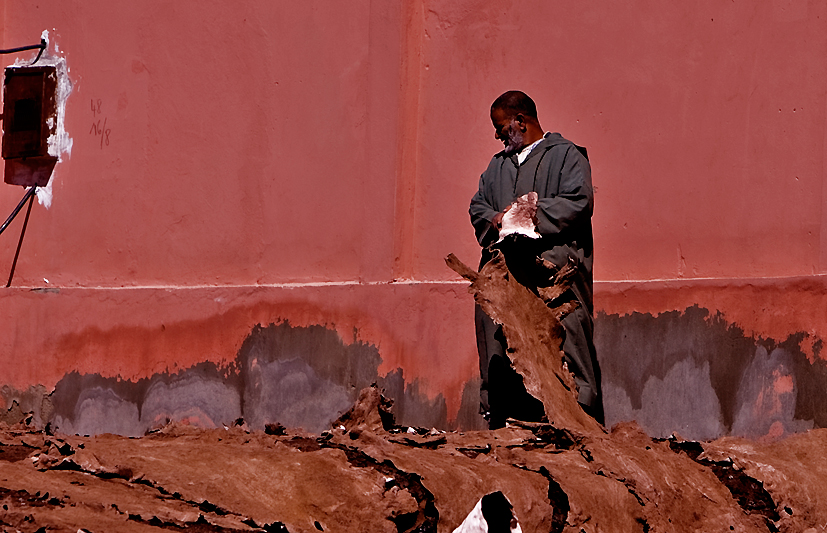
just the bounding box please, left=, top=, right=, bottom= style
left=517, top=136, right=544, bottom=164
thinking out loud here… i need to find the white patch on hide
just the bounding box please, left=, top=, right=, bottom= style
left=452, top=492, right=522, bottom=533
left=498, top=192, right=540, bottom=242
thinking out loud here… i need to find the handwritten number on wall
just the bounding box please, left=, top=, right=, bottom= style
left=89, top=99, right=111, bottom=149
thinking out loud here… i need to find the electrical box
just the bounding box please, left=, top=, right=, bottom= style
left=2, top=65, right=58, bottom=187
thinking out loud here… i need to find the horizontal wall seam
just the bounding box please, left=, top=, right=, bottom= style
left=2, top=280, right=471, bottom=290
left=5, top=275, right=827, bottom=291
left=595, top=274, right=827, bottom=285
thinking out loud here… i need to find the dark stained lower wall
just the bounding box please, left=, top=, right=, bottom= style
left=596, top=306, right=826, bottom=440
left=5, top=281, right=827, bottom=440
left=25, top=307, right=827, bottom=440
left=30, top=322, right=486, bottom=436
left=0, top=283, right=486, bottom=436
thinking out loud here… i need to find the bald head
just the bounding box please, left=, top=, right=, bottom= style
left=489, top=91, right=544, bottom=155
left=491, top=90, right=538, bottom=120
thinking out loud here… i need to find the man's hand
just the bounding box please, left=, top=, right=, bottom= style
left=492, top=205, right=511, bottom=230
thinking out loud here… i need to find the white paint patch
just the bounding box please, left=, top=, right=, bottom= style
left=12, top=30, right=74, bottom=208
left=34, top=181, right=53, bottom=209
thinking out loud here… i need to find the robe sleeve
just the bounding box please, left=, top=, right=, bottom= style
left=469, top=173, right=501, bottom=248
left=535, top=145, right=593, bottom=237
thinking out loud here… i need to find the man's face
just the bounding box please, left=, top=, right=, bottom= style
left=491, top=107, right=524, bottom=156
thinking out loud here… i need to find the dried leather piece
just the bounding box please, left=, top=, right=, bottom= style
left=446, top=251, right=599, bottom=432
left=1, top=409, right=827, bottom=531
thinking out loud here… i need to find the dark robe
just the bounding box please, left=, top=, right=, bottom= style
left=469, top=132, right=603, bottom=426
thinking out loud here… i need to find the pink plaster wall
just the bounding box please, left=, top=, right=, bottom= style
left=2, top=1, right=404, bottom=286
left=412, top=0, right=827, bottom=281
left=3, top=1, right=826, bottom=286
left=2, top=1, right=827, bottom=429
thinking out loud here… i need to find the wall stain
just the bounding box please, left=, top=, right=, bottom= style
left=596, top=305, right=825, bottom=439
left=783, top=333, right=827, bottom=428
left=5, top=321, right=485, bottom=436
left=9, top=305, right=825, bottom=440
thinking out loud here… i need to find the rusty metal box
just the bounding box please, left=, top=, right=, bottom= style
left=4, top=156, right=57, bottom=187
left=2, top=65, right=57, bottom=159
left=2, top=66, right=58, bottom=186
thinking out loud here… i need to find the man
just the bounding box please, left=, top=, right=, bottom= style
left=469, top=90, right=603, bottom=428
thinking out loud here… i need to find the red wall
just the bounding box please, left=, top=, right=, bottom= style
left=2, top=1, right=827, bottom=437
left=4, top=1, right=826, bottom=285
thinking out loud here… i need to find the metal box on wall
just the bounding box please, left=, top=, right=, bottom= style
left=2, top=65, right=59, bottom=186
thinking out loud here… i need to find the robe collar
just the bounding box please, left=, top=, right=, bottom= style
left=499, top=132, right=569, bottom=166
left=496, top=132, right=588, bottom=166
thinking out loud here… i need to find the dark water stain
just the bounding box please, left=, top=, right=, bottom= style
left=595, top=306, right=756, bottom=432
left=379, top=369, right=449, bottom=430
left=454, top=377, right=488, bottom=431
left=48, top=363, right=241, bottom=437
left=782, top=333, right=827, bottom=429
left=12, top=307, right=826, bottom=440
left=238, top=322, right=382, bottom=433
left=20, top=321, right=481, bottom=436
left=595, top=306, right=827, bottom=439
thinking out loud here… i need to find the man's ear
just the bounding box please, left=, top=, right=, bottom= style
left=514, top=113, right=527, bottom=131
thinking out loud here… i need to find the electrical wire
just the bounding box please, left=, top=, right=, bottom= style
left=0, top=38, right=47, bottom=64
left=0, top=186, right=38, bottom=237
left=6, top=187, right=35, bottom=287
